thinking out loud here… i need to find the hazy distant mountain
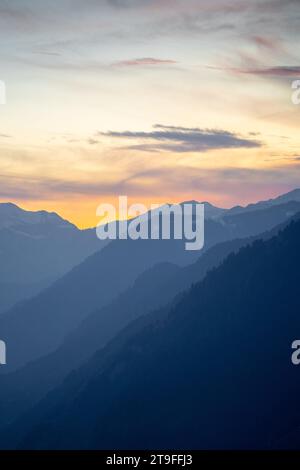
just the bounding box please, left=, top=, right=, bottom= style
left=9, top=216, right=300, bottom=450
left=228, top=188, right=300, bottom=215
left=0, top=203, right=108, bottom=285
left=220, top=199, right=300, bottom=238
left=0, top=280, right=52, bottom=316
left=0, top=262, right=181, bottom=430
left=0, top=205, right=300, bottom=436
left=0, top=203, right=72, bottom=231
left=0, top=234, right=199, bottom=373
left=179, top=200, right=226, bottom=219
left=0, top=190, right=297, bottom=287
left=1, top=199, right=299, bottom=374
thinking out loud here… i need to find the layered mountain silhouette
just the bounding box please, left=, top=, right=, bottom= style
left=1, top=189, right=300, bottom=449
left=0, top=280, right=51, bottom=316
left=0, top=203, right=109, bottom=311
left=1, top=198, right=299, bottom=373
left=4, top=215, right=300, bottom=450
left=0, top=206, right=300, bottom=433
left=227, top=188, right=300, bottom=215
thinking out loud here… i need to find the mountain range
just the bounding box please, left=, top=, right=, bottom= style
left=1, top=195, right=300, bottom=372
left=2, top=200, right=300, bottom=449
left=0, top=203, right=109, bottom=314
left=0, top=203, right=299, bottom=434
left=1, top=188, right=300, bottom=449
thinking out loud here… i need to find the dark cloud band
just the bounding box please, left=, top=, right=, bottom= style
left=99, top=125, right=262, bottom=153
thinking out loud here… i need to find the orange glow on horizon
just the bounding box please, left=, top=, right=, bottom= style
left=3, top=182, right=298, bottom=230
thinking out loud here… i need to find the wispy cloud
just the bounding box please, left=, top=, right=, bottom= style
left=1, top=165, right=298, bottom=207
left=113, top=57, right=178, bottom=67
left=106, top=0, right=170, bottom=8
left=99, top=124, right=262, bottom=153
left=252, top=35, right=284, bottom=53
left=31, top=50, right=62, bottom=57
left=207, top=64, right=300, bottom=78
left=234, top=65, right=300, bottom=77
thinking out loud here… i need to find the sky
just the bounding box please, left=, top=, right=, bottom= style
left=0, top=0, right=299, bottom=227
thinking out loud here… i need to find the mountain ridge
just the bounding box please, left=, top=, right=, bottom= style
left=5, top=211, right=300, bottom=449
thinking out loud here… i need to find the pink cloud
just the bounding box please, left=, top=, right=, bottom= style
left=113, top=57, right=178, bottom=67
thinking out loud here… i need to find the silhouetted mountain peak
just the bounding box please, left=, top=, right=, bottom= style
left=178, top=200, right=226, bottom=219
left=0, top=203, right=75, bottom=230
left=180, top=199, right=200, bottom=205
left=0, top=202, right=108, bottom=285
left=228, top=188, right=300, bottom=215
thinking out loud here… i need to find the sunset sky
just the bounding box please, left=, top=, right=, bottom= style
left=0, top=0, right=299, bottom=227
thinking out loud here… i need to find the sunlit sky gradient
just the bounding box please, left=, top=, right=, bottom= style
left=0, top=0, right=300, bottom=227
